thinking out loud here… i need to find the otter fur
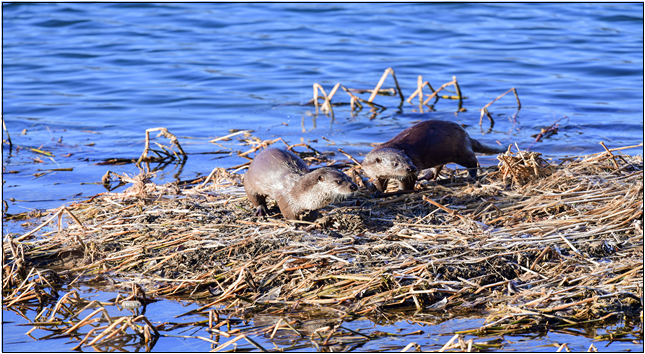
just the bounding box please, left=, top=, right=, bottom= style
left=362, top=120, right=507, bottom=192
left=244, top=148, right=358, bottom=221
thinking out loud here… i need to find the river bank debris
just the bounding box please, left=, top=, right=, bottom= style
left=3, top=143, right=643, bottom=351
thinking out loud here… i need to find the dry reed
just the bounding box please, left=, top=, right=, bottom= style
left=3, top=133, right=642, bottom=350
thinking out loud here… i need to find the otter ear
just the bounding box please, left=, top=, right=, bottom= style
left=318, top=174, right=325, bottom=182
left=375, top=157, right=382, bottom=164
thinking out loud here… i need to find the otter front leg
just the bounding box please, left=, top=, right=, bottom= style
left=419, top=165, right=443, bottom=181
left=299, top=209, right=319, bottom=222
left=431, top=165, right=443, bottom=180
left=399, top=174, right=417, bottom=191
left=457, top=156, right=479, bottom=180
left=276, top=197, right=298, bottom=220
left=373, top=178, right=389, bottom=193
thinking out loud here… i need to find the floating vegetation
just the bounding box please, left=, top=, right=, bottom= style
left=3, top=128, right=643, bottom=350
left=2, top=115, right=12, bottom=147
left=136, top=127, right=187, bottom=169
left=309, top=67, right=521, bottom=124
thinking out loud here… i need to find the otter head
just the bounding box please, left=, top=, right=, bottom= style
left=289, top=167, right=358, bottom=212
left=362, top=148, right=418, bottom=180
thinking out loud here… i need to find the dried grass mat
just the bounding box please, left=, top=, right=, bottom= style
left=4, top=149, right=643, bottom=337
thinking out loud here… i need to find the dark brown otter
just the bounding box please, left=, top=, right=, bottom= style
left=244, top=148, right=358, bottom=221
left=362, top=120, right=508, bottom=192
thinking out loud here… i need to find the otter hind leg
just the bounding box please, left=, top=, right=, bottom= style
left=248, top=193, right=269, bottom=216
left=255, top=205, right=269, bottom=216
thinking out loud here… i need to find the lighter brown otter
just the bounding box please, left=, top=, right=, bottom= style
left=244, top=148, right=358, bottom=221
left=362, top=120, right=508, bottom=192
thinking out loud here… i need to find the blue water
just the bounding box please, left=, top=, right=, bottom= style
left=2, top=3, right=643, bottom=351
left=3, top=3, right=643, bottom=213
left=2, top=287, right=641, bottom=352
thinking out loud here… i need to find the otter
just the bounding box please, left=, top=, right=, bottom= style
left=244, top=148, right=358, bottom=221
left=362, top=120, right=508, bottom=192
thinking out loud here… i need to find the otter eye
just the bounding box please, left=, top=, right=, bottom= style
left=318, top=175, right=325, bottom=182
left=393, top=162, right=399, bottom=168
left=375, top=157, right=382, bottom=164
left=336, top=180, right=342, bottom=185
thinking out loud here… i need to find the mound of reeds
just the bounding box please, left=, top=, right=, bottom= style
left=3, top=141, right=643, bottom=351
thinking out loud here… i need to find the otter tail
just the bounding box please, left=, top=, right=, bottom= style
left=470, top=138, right=508, bottom=154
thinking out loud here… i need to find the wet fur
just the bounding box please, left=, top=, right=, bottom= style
left=362, top=120, right=507, bottom=192
left=244, top=149, right=357, bottom=220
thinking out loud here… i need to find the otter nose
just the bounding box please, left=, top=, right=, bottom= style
left=350, top=184, right=358, bottom=192
left=407, top=166, right=417, bottom=173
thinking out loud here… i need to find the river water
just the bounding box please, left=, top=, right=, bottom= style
left=2, top=2, right=643, bottom=351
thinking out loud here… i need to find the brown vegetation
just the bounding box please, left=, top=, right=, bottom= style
left=3, top=137, right=642, bottom=351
